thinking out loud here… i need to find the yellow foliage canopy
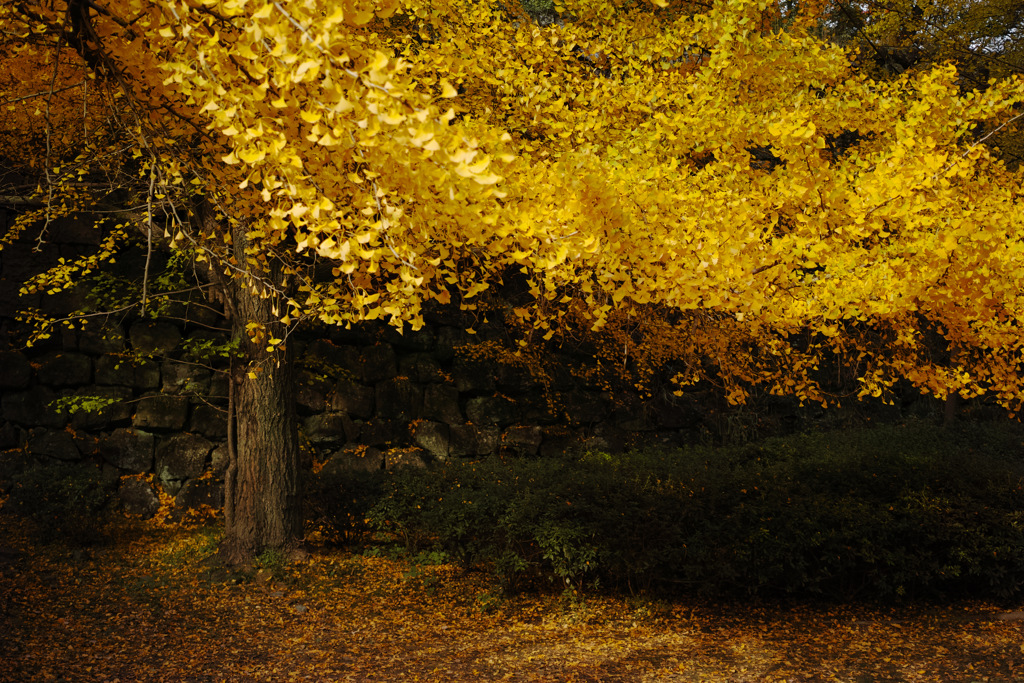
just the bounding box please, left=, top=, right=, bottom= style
left=2, top=0, right=1024, bottom=409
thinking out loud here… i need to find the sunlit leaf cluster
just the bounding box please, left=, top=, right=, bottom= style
left=2, top=0, right=1024, bottom=409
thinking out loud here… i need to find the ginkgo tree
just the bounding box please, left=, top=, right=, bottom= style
left=819, top=0, right=1023, bottom=83
left=2, top=0, right=524, bottom=561
left=2, top=0, right=1024, bottom=561
left=813, top=0, right=1024, bottom=165
left=382, top=0, right=1024, bottom=406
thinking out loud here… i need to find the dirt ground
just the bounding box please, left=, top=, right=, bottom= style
left=1, top=516, right=1022, bottom=682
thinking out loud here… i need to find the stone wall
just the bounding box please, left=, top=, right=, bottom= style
left=0, top=210, right=718, bottom=520
left=0, top=275, right=711, bottom=520
left=0, top=212, right=938, bottom=521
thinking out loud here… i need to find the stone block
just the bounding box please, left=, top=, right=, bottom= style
left=0, top=351, right=32, bottom=389
left=49, top=282, right=92, bottom=319
left=329, top=321, right=382, bottom=346
left=560, top=390, right=611, bottom=425
left=69, top=386, right=133, bottom=430
left=538, top=440, right=571, bottom=458
left=36, top=352, right=92, bottom=386
left=583, top=424, right=630, bottom=454
left=466, top=395, right=518, bottom=427
left=302, top=339, right=360, bottom=379
left=28, top=428, right=81, bottom=461
left=324, top=445, right=384, bottom=474
left=160, top=476, right=183, bottom=496
left=296, top=370, right=331, bottom=413
left=386, top=447, right=429, bottom=469
left=0, top=421, right=20, bottom=450
left=119, top=477, right=160, bottom=518
left=375, top=378, right=423, bottom=420
left=134, top=394, right=189, bottom=430
left=182, top=295, right=225, bottom=328
left=399, top=353, right=444, bottom=383
left=1, top=386, right=65, bottom=428
left=357, top=344, right=397, bottom=383
left=75, top=431, right=100, bottom=458
left=423, top=384, right=462, bottom=424
left=129, top=321, right=181, bottom=357
left=303, top=412, right=355, bottom=445
left=100, top=428, right=155, bottom=472
left=413, top=421, right=449, bottom=459
left=210, top=444, right=230, bottom=476
left=175, top=478, right=223, bottom=510
left=539, top=427, right=584, bottom=458
left=494, top=363, right=540, bottom=393
left=156, top=432, right=213, bottom=481
left=448, top=424, right=477, bottom=457
left=452, top=356, right=496, bottom=393
left=434, top=326, right=469, bottom=361
left=48, top=215, right=105, bottom=244
left=360, top=419, right=409, bottom=447
left=76, top=322, right=126, bottom=355
left=95, top=355, right=160, bottom=389
left=209, top=373, right=230, bottom=401
left=449, top=424, right=500, bottom=457
left=1, top=242, right=54, bottom=292
left=383, top=325, right=436, bottom=352
left=330, top=379, right=375, bottom=419
left=546, top=357, right=579, bottom=390
left=93, top=355, right=133, bottom=387
left=205, top=444, right=228, bottom=475
left=189, top=403, right=228, bottom=439
left=520, top=391, right=559, bottom=425
left=161, top=360, right=211, bottom=395
left=502, top=425, right=543, bottom=457
left=134, top=359, right=163, bottom=390
left=477, top=426, right=500, bottom=456
left=303, top=338, right=341, bottom=363
left=615, top=402, right=658, bottom=431
left=321, top=344, right=366, bottom=376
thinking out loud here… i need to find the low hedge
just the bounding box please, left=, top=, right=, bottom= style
left=5, top=460, right=115, bottom=545
left=310, top=421, right=1024, bottom=599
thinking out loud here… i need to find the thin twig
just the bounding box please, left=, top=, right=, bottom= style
left=0, top=80, right=86, bottom=106
left=142, top=159, right=156, bottom=314
left=36, top=39, right=64, bottom=252
left=934, top=111, right=1024, bottom=181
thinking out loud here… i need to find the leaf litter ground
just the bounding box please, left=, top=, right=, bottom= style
left=1, top=513, right=1022, bottom=682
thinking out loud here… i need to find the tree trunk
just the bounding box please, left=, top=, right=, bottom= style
left=943, top=392, right=960, bottom=427
left=219, top=237, right=302, bottom=565
left=221, top=341, right=302, bottom=563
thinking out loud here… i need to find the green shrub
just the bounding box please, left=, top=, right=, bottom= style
left=254, top=547, right=288, bottom=581
left=318, top=421, right=1024, bottom=599
left=305, top=464, right=387, bottom=543
left=6, top=460, right=115, bottom=545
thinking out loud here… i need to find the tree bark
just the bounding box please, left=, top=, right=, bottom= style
left=943, top=392, right=960, bottom=427
left=221, top=352, right=302, bottom=563
left=219, top=232, right=302, bottom=564
left=220, top=295, right=302, bottom=563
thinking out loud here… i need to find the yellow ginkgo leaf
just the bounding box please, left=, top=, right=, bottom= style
left=440, top=79, right=458, bottom=98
